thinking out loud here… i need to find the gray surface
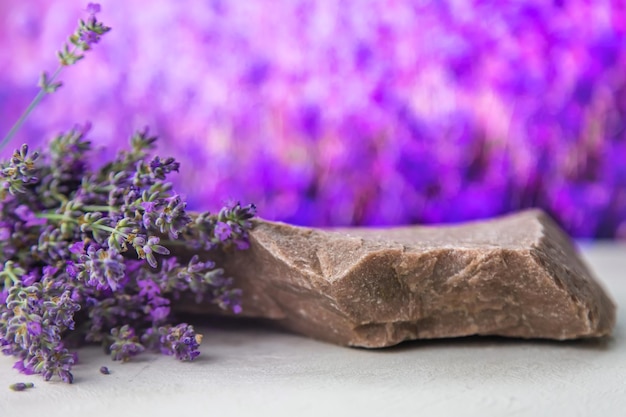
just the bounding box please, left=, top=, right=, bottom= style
left=1, top=242, right=624, bottom=417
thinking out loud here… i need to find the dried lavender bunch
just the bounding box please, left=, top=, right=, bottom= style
left=0, top=3, right=256, bottom=384
left=0, top=127, right=256, bottom=383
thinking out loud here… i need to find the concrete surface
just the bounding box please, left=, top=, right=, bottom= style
left=1, top=242, right=624, bottom=417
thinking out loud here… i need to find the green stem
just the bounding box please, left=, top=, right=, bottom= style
left=36, top=212, right=129, bottom=239
left=1, top=262, right=22, bottom=288
left=92, top=223, right=125, bottom=236
left=82, top=205, right=116, bottom=212
left=36, top=213, right=72, bottom=222
left=2, top=272, right=18, bottom=289
left=0, top=66, right=64, bottom=151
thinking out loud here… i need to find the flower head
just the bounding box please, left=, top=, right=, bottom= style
left=79, top=30, right=100, bottom=47
left=137, top=278, right=160, bottom=299
left=86, top=3, right=101, bottom=15
left=69, top=241, right=85, bottom=255
left=0, top=24, right=255, bottom=383
left=109, top=325, right=145, bottom=362
left=27, top=321, right=42, bottom=337
left=149, top=323, right=202, bottom=361
left=215, top=222, right=231, bottom=241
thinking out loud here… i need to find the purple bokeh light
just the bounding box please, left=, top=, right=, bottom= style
left=1, top=0, right=626, bottom=238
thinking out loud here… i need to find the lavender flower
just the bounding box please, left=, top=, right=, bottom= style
left=215, top=222, right=232, bottom=241
left=82, top=246, right=126, bottom=291
left=1, top=4, right=110, bottom=149
left=131, top=236, right=170, bottom=269
left=0, top=128, right=255, bottom=383
left=137, top=278, right=160, bottom=299
left=186, top=203, right=257, bottom=251
left=1, top=145, right=40, bottom=196
left=71, top=4, right=110, bottom=51
left=0, top=3, right=256, bottom=385
left=15, top=205, right=46, bottom=227
left=1, top=126, right=254, bottom=386
left=148, top=156, right=180, bottom=180
left=9, top=382, right=35, bottom=391
left=142, top=323, right=202, bottom=361
left=109, top=325, right=145, bottom=362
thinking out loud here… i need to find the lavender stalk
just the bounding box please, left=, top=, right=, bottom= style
left=0, top=4, right=256, bottom=384
left=0, top=3, right=111, bottom=151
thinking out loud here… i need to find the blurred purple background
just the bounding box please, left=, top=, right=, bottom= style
left=1, top=0, right=626, bottom=238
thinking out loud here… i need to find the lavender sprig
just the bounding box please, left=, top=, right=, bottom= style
left=0, top=127, right=256, bottom=383
left=0, top=4, right=110, bottom=150
left=0, top=3, right=257, bottom=385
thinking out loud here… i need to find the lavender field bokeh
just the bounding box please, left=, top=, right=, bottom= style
left=1, top=0, right=626, bottom=238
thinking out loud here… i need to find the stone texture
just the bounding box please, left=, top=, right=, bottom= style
left=175, top=209, right=616, bottom=348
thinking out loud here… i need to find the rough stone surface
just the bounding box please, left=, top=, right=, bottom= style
left=176, top=209, right=616, bottom=348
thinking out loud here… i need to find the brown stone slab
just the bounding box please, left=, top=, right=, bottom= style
left=176, top=209, right=616, bottom=348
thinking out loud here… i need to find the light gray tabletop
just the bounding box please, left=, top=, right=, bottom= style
left=1, top=242, right=624, bottom=417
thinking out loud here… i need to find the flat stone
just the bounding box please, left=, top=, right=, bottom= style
left=175, top=209, right=616, bottom=348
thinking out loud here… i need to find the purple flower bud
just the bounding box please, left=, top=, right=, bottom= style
left=86, top=3, right=101, bottom=15
left=69, top=242, right=86, bottom=255
left=12, top=361, right=35, bottom=376
left=79, top=30, right=100, bottom=47
left=155, top=323, right=202, bottom=361
left=15, top=205, right=46, bottom=227
left=70, top=290, right=82, bottom=302
left=0, top=227, right=10, bottom=240
left=83, top=247, right=126, bottom=291
left=150, top=306, right=170, bottom=323
left=59, top=371, right=74, bottom=384
left=137, top=279, right=160, bottom=299
left=9, top=382, right=34, bottom=391
left=42, top=266, right=59, bottom=278
left=141, top=201, right=157, bottom=213
left=135, top=236, right=170, bottom=268
left=215, top=222, right=232, bottom=241
left=22, top=272, right=38, bottom=286
left=109, top=326, right=145, bottom=362
left=66, top=261, right=78, bottom=278
left=26, top=321, right=42, bottom=336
